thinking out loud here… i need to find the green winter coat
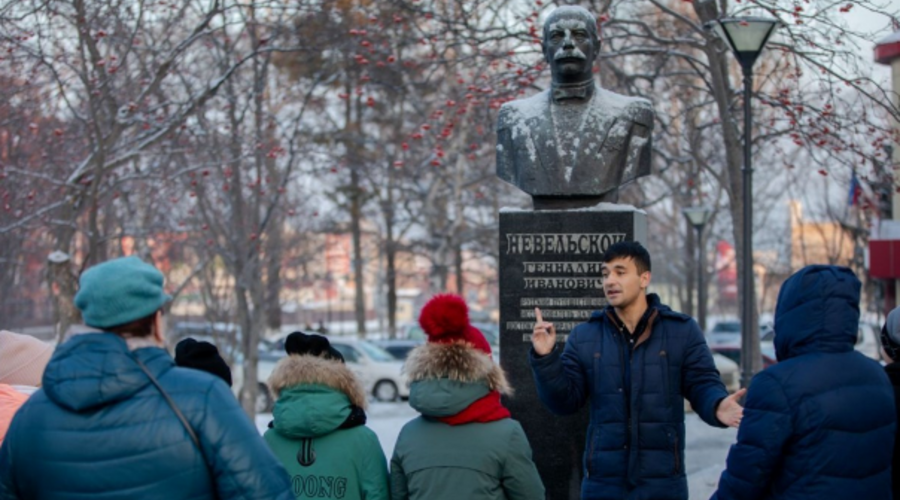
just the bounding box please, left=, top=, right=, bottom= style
left=390, top=343, right=544, bottom=500
left=264, top=355, right=389, bottom=500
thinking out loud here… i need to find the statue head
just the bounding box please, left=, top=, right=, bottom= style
left=542, top=6, right=599, bottom=85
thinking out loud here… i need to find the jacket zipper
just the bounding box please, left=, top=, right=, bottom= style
left=616, top=323, right=632, bottom=454
left=672, top=433, right=680, bottom=474
left=587, top=352, right=601, bottom=479
left=660, top=350, right=669, bottom=409
left=587, top=426, right=597, bottom=478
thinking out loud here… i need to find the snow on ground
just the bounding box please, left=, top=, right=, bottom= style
left=258, top=401, right=737, bottom=499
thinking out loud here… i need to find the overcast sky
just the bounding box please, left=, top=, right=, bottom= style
left=845, top=5, right=897, bottom=85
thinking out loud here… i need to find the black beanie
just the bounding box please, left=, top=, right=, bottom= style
left=175, top=338, right=233, bottom=387
left=284, top=331, right=344, bottom=363
left=881, top=324, right=900, bottom=362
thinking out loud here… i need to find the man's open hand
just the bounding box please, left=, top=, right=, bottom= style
left=532, top=307, right=557, bottom=356
left=716, top=388, right=746, bottom=428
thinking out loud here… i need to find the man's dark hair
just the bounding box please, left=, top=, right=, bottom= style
left=602, top=241, right=651, bottom=274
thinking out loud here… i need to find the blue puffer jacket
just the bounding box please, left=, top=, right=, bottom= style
left=712, top=265, right=895, bottom=500
left=530, top=294, right=728, bottom=500
left=0, top=333, right=292, bottom=500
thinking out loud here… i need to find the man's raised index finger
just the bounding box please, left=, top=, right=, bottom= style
left=535, top=307, right=544, bottom=324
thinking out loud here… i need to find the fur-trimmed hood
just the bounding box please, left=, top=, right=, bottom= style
left=267, top=355, right=367, bottom=409
left=404, top=342, right=512, bottom=396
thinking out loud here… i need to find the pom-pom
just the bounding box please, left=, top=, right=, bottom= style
left=419, top=294, right=469, bottom=340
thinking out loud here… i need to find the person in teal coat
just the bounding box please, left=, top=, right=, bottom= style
left=0, top=256, right=292, bottom=499
left=390, top=294, right=544, bottom=500
left=265, top=332, right=389, bottom=500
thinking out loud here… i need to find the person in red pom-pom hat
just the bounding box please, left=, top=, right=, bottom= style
left=389, top=294, right=544, bottom=500
left=417, top=293, right=493, bottom=356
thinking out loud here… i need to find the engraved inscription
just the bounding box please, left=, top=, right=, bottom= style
left=502, top=222, right=625, bottom=343
left=506, top=233, right=625, bottom=255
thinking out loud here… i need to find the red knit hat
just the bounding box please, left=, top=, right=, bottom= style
left=418, top=294, right=491, bottom=355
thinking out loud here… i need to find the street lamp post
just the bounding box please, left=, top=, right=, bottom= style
left=706, top=17, right=780, bottom=388
left=683, top=206, right=713, bottom=332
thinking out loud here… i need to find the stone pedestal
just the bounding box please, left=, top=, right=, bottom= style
left=499, top=205, right=647, bottom=500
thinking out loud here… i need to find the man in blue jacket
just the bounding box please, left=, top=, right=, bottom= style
left=711, top=265, right=894, bottom=500
left=530, top=241, right=744, bottom=499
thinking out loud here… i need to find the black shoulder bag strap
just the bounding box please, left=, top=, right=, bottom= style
left=133, top=356, right=201, bottom=449
left=133, top=356, right=220, bottom=499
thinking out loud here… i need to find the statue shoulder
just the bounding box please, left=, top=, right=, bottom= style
left=498, top=91, right=550, bottom=128
left=627, top=99, right=654, bottom=127
left=595, top=88, right=654, bottom=126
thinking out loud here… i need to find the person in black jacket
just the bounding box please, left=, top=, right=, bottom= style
left=531, top=241, right=744, bottom=499
left=879, top=305, right=900, bottom=499
left=711, top=265, right=894, bottom=500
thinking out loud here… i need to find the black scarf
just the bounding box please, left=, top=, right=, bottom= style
left=266, top=404, right=367, bottom=431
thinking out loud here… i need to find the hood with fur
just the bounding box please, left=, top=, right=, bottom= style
left=267, top=355, right=368, bottom=439
left=404, top=342, right=511, bottom=395
left=267, top=354, right=367, bottom=409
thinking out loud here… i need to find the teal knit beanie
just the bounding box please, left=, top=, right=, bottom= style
left=74, top=256, right=172, bottom=329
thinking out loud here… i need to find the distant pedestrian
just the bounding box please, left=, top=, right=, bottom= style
left=879, top=304, right=900, bottom=499
left=0, top=329, right=54, bottom=447
left=175, top=337, right=233, bottom=387
left=0, top=385, right=27, bottom=448
left=391, top=294, right=544, bottom=500
left=0, top=329, right=54, bottom=388
left=0, top=255, right=292, bottom=499
left=711, top=265, right=894, bottom=500
left=265, top=331, right=389, bottom=500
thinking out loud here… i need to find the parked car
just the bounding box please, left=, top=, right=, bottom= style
left=686, top=351, right=740, bottom=412
left=710, top=343, right=778, bottom=371
left=170, top=321, right=240, bottom=351
left=706, top=318, right=742, bottom=346
left=760, top=322, right=881, bottom=362
left=327, top=337, right=409, bottom=402
left=169, top=321, right=274, bottom=358
left=713, top=351, right=741, bottom=393
left=856, top=322, right=882, bottom=361
left=231, top=349, right=283, bottom=413
left=373, top=339, right=425, bottom=361
left=402, top=321, right=499, bottom=345
left=401, top=321, right=501, bottom=362
left=269, top=334, right=410, bottom=402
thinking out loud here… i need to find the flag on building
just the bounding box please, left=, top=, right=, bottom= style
left=848, top=170, right=861, bottom=207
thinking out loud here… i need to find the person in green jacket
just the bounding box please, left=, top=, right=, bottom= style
left=265, top=332, right=389, bottom=500
left=390, top=294, right=544, bottom=500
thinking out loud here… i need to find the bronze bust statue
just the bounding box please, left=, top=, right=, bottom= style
left=496, top=6, right=654, bottom=210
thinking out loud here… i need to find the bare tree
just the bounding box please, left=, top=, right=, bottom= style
left=591, top=0, right=899, bottom=376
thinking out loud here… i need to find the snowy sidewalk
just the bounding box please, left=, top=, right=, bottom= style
left=257, top=402, right=736, bottom=499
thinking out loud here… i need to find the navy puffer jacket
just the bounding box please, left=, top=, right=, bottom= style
left=530, top=294, right=728, bottom=500
left=712, top=265, right=895, bottom=500
left=0, top=333, right=292, bottom=500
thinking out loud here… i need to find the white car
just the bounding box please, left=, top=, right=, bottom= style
left=231, top=349, right=282, bottom=413
left=706, top=318, right=741, bottom=346
left=685, top=351, right=740, bottom=413
left=856, top=322, right=882, bottom=362
left=327, top=337, right=410, bottom=402
left=713, top=352, right=740, bottom=393
left=760, top=322, right=882, bottom=362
